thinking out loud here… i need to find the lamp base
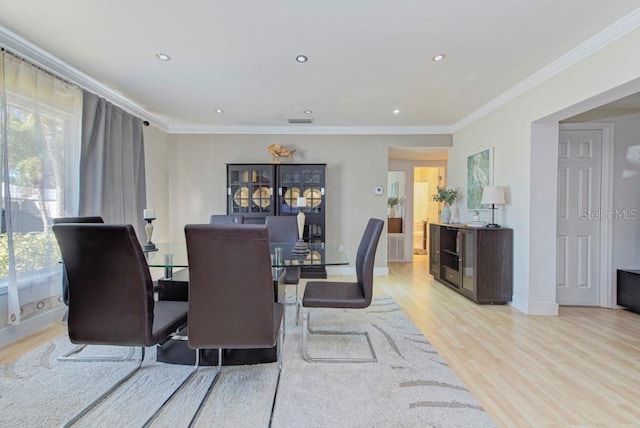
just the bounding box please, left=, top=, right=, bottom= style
left=485, top=223, right=501, bottom=228
left=292, top=238, right=310, bottom=258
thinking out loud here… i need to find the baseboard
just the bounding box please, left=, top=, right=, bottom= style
left=0, top=306, right=66, bottom=348
left=509, top=296, right=559, bottom=316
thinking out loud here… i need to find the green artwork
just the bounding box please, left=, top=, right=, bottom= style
left=467, top=148, right=492, bottom=209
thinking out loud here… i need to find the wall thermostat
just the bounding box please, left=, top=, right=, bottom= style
left=374, top=185, right=384, bottom=195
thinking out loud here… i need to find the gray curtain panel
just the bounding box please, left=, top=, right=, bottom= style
left=79, top=90, right=147, bottom=240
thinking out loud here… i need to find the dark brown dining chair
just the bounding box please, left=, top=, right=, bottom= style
left=209, top=214, right=244, bottom=224
left=182, top=224, right=284, bottom=425
left=300, top=217, right=384, bottom=363
left=53, top=216, right=104, bottom=307
left=52, top=223, right=189, bottom=427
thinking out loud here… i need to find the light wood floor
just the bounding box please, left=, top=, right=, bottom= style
left=2, top=257, right=640, bottom=427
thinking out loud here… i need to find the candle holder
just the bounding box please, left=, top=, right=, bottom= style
left=143, top=217, right=157, bottom=251
left=292, top=196, right=309, bottom=258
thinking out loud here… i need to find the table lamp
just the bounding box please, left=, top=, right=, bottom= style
left=293, top=196, right=310, bottom=256
left=481, top=186, right=505, bottom=228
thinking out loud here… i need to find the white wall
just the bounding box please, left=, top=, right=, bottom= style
left=449, top=26, right=640, bottom=314
left=144, top=133, right=451, bottom=271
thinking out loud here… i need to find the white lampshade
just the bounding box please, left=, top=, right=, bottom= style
left=481, top=186, right=505, bottom=205
left=296, top=197, right=307, bottom=208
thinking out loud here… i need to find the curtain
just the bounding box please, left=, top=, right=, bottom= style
left=0, top=51, right=82, bottom=326
left=79, top=90, right=146, bottom=240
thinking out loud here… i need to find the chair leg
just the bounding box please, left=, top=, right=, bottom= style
left=302, top=310, right=377, bottom=363
left=57, top=344, right=136, bottom=362
left=62, top=347, right=145, bottom=427
left=269, top=324, right=284, bottom=428
left=141, top=344, right=201, bottom=428
left=188, top=348, right=223, bottom=427
left=295, top=283, right=300, bottom=325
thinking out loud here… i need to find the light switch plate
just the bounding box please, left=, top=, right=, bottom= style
left=374, top=185, right=384, bottom=195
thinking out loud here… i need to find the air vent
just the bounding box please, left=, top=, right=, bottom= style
left=288, top=118, right=313, bottom=124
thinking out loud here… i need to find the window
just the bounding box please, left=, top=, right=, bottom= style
left=1, top=52, right=82, bottom=326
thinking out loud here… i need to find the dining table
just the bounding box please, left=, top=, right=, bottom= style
left=143, top=241, right=349, bottom=366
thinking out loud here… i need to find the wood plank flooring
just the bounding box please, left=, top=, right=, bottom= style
left=2, top=257, right=640, bottom=427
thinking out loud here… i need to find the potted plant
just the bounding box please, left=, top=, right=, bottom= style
left=387, top=197, right=399, bottom=217
left=431, top=186, right=459, bottom=223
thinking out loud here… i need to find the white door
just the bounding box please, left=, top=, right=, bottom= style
left=556, top=129, right=602, bottom=305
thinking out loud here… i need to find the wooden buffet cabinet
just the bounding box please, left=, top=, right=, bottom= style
left=429, top=223, right=513, bottom=304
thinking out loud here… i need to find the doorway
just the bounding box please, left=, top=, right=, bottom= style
left=413, top=166, right=443, bottom=259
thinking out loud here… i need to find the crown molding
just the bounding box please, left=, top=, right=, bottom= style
left=0, top=25, right=169, bottom=132
left=452, top=7, right=640, bottom=133
left=167, top=124, right=453, bottom=135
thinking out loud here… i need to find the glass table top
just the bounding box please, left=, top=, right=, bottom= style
left=144, top=241, right=348, bottom=268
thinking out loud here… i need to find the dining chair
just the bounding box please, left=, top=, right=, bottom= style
left=299, top=217, right=384, bottom=363
left=52, top=216, right=104, bottom=307
left=209, top=214, right=245, bottom=224
left=150, top=224, right=284, bottom=426
left=265, top=215, right=301, bottom=280
left=52, top=223, right=189, bottom=427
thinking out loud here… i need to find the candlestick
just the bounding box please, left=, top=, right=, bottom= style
left=142, top=209, right=157, bottom=251
left=293, top=197, right=309, bottom=257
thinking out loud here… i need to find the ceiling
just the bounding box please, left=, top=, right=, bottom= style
left=1, top=1, right=640, bottom=134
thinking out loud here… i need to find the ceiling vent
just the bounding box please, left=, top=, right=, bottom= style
left=288, top=118, right=313, bottom=124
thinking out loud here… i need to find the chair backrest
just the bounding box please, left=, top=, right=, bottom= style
left=52, top=224, right=156, bottom=346
left=209, top=214, right=244, bottom=224
left=53, top=216, right=104, bottom=225
left=185, top=224, right=277, bottom=349
left=355, top=218, right=384, bottom=307
left=265, top=215, right=298, bottom=242
left=52, top=216, right=104, bottom=306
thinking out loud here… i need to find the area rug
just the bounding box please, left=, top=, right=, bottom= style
left=0, top=297, right=496, bottom=427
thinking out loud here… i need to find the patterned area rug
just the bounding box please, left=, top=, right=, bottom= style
left=1, top=297, right=496, bottom=427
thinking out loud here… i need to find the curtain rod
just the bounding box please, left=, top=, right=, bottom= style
left=1, top=46, right=77, bottom=88
left=1, top=46, right=149, bottom=126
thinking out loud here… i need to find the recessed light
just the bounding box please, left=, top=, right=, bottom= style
left=215, top=109, right=224, bottom=114
left=432, top=53, right=446, bottom=62
left=393, top=109, right=400, bottom=115
left=304, top=110, right=313, bottom=115
left=156, top=53, right=171, bottom=61
left=295, top=55, right=308, bottom=63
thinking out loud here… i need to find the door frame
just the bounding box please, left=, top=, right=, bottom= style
left=558, top=122, right=614, bottom=307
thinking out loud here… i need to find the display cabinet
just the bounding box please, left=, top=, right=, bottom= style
left=429, top=223, right=513, bottom=304
left=227, top=163, right=327, bottom=278
left=226, top=164, right=275, bottom=223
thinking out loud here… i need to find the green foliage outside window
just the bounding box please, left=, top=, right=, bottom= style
left=0, top=232, right=59, bottom=278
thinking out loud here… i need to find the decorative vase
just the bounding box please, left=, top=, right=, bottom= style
left=389, top=207, right=396, bottom=218
left=441, top=204, right=451, bottom=223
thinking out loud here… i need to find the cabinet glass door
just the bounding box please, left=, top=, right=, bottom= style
left=227, top=165, right=274, bottom=217
left=461, top=230, right=475, bottom=294
left=429, top=224, right=440, bottom=276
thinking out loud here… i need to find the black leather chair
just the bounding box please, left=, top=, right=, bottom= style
left=182, top=224, right=284, bottom=425
left=300, top=218, right=384, bottom=363
left=53, top=216, right=104, bottom=308
left=52, top=223, right=189, bottom=426
left=209, top=214, right=244, bottom=224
